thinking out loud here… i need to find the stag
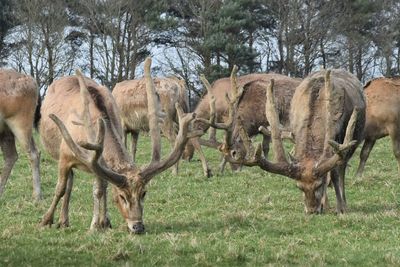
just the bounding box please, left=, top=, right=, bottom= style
left=39, top=58, right=199, bottom=233
left=355, top=77, right=400, bottom=177
left=205, top=69, right=365, bottom=214
left=183, top=73, right=288, bottom=176
left=229, top=74, right=301, bottom=161
left=112, top=76, right=189, bottom=175
left=0, top=69, right=41, bottom=200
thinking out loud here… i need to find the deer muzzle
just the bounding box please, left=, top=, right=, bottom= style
left=128, top=220, right=145, bottom=234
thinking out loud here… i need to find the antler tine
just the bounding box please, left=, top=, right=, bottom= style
left=321, top=69, right=334, bottom=160
left=144, top=57, right=162, bottom=163
left=314, top=108, right=359, bottom=175
left=50, top=114, right=128, bottom=188
left=139, top=104, right=197, bottom=183
left=265, top=79, right=288, bottom=163
left=75, top=69, right=95, bottom=141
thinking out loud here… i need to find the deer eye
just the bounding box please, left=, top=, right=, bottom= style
left=141, top=191, right=147, bottom=199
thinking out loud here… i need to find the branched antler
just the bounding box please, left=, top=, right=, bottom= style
left=49, top=70, right=128, bottom=188
left=138, top=57, right=205, bottom=182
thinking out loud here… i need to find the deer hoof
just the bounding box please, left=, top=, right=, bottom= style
left=206, top=169, right=213, bottom=178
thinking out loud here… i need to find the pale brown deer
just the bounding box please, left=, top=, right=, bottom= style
left=38, top=58, right=199, bottom=233
left=0, top=69, right=41, bottom=200
left=112, top=76, right=189, bottom=174
left=355, top=77, right=400, bottom=177
left=204, top=69, right=365, bottom=214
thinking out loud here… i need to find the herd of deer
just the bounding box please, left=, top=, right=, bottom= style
left=0, top=57, right=399, bottom=234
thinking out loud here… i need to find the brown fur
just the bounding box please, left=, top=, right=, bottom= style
left=0, top=69, right=41, bottom=200
left=234, top=74, right=301, bottom=140
left=39, top=75, right=146, bottom=232
left=39, top=67, right=195, bottom=233
left=290, top=69, right=365, bottom=213
left=355, top=77, right=400, bottom=176
left=184, top=73, right=297, bottom=176
left=113, top=76, right=189, bottom=169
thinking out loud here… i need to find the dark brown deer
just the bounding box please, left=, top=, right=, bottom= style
left=39, top=58, right=199, bottom=233
left=112, top=76, right=189, bottom=175
left=230, top=74, right=301, bottom=161
left=0, top=69, right=41, bottom=200
left=206, top=69, right=365, bottom=214
left=183, top=73, right=291, bottom=176
left=355, top=77, right=400, bottom=177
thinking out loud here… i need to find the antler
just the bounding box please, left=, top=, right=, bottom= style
left=49, top=70, right=128, bottom=188
left=205, top=70, right=300, bottom=179
left=196, top=66, right=244, bottom=154
left=139, top=57, right=203, bottom=183
left=312, top=70, right=359, bottom=175
left=144, top=57, right=162, bottom=162
left=314, top=108, right=359, bottom=175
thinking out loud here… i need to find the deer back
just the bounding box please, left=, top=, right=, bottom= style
left=40, top=76, right=123, bottom=161
left=290, top=69, right=365, bottom=161
left=236, top=73, right=301, bottom=137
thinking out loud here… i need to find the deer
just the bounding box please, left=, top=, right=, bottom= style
left=182, top=73, right=290, bottom=177
left=229, top=74, right=301, bottom=163
left=355, top=77, right=400, bottom=177
left=201, top=68, right=365, bottom=214
left=38, top=58, right=200, bottom=234
left=112, top=76, right=189, bottom=175
left=0, top=69, right=41, bottom=201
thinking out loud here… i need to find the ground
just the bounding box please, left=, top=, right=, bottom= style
left=0, top=133, right=399, bottom=266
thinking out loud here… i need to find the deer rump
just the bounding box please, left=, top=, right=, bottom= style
left=290, top=69, right=366, bottom=161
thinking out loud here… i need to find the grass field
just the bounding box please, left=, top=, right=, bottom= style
left=0, top=133, right=399, bottom=266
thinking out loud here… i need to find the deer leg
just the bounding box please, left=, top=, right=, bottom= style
left=57, top=170, right=74, bottom=228
left=99, top=178, right=111, bottom=228
left=389, top=131, right=400, bottom=176
left=208, top=127, right=216, bottom=142
left=123, top=130, right=128, bottom=149
left=164, top=122, right=179, bottom=175
left=40, top=159, right=71, bottom=227
left=354, top=139, right=376, bottom=178
left=192, top=137, right=212, bottom=177
left=7, top=119, right=41, bottom=200
left=131, top=130, right=139, bottom=162
left=182, top=140, right=195, bottom=161
left=262, top=133, right=271, bottom=158
left=90, top=177, right=111, bottom=230
left=219, top=155, right=227, bottom=173
left=0, top=130, right=18, bottom=198
left=331, top=167, right=346, bottom=214
left=321, top=172, right=331, bottom=211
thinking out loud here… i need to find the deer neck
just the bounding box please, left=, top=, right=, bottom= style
left=101, top=130, right=136, bottom=174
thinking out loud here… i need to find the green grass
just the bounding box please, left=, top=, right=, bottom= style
left=0, top=133, right=400, bottom=266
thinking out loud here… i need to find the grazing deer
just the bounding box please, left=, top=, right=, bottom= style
left=112, top=76, right=189, bottom=174
left=0, top=69, right=41, bottom=200
left=230, top=74, right=301, bottom=161
left=355, top=77, right=400, bottom=177
left=39, top=58, right=199, bottom=233
left=204, top=69, right=365, bottom=214
left=183, top=73, right=290, bottom=176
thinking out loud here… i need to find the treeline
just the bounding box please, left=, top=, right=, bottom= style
left=0, top=0, right=399, bottom=106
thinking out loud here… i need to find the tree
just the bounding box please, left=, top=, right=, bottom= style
left=0, top=0, right=14, bottom=65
